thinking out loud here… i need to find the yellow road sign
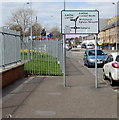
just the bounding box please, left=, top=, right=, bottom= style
left=98, top=41, right=103, bottom=45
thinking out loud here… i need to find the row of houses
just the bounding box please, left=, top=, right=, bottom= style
left=81, top=16, right=119, bottom=49
left=98, top=16, right=119, bottom=45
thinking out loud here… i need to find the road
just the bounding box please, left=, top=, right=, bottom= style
left=67, top=49, right=103, bottom=82
left=68, top=49, right=119, bottom=118
left=66, top=49, right=119, bottom=91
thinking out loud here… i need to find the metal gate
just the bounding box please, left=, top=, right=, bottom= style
left=21, top=39, right=63, bottom=76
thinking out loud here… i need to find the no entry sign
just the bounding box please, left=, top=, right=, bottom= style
left=61, top=10, right=99, bottom=34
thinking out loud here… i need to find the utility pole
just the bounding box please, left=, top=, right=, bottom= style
left=27, top=1, right=33, bottom=59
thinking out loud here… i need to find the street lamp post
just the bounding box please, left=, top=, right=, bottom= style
left=27, top=1, right=33, bottom=59
left=112, top=2, right=118, bottom=51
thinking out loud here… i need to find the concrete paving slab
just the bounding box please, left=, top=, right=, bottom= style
left=2, top=53, right=118, bottom=118
left=11, top=76, right=117, bottom=118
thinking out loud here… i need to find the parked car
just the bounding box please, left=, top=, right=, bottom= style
left=66, top=44, right=72, bottom=51
left=86, top=44, right=94, bottom=49
left=81, top=44, right=86, bottom=48
left=77, top=44, right=81, bottom=48
left=103, top=52, right=119, bottom=86
left=83, top=49, right=107, bottom=67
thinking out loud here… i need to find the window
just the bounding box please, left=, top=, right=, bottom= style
left=116, top=55, right=119, bottom=62
left=88, top=50, right=95, bottom=56
left=97, top=50, right=104, bottom=55
left=106, top=55, right=113, bottom=63
left=88, top=50, right=104, bottom=56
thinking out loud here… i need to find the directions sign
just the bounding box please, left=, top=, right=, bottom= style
left=61, top=10, right=99, bottom=34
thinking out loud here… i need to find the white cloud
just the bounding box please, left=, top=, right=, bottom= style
left=63, top=2, right=116, bottom=18
left=31, top=2, right=63, bottom=29
left=82, top=2, right=116, bottom=18
left=0, top=2, right=2, bottom=26
left=1, top=1, right=118, bottom=30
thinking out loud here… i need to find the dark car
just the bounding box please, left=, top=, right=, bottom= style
left=83, top=49, right=107, bottom=67
left=81, top=44, right=86, bottom=48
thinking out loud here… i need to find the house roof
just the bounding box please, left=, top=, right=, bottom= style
left=101, top=20, right=119, bottom=31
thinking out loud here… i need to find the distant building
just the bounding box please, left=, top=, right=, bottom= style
left=84, top=34, right=94, bottom=40
left=98, top=16, right=119, bottom=46
left=99, top=18, right=108, bottom=31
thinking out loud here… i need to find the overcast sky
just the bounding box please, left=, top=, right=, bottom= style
left=0, top=0, right=118, bottom=37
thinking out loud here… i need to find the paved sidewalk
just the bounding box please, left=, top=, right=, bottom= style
left=2, top=56, right=117, bottom=118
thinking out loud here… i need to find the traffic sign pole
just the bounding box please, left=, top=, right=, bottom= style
left=63, top=0, right=66, bottom=87
left=63, top=34, right=66, bottom=87
left=95, top=34, right=98, bottom=88
left=61, top=9, right=99, bottom=88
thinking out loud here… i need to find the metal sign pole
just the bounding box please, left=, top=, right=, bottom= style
left=63, top=34, right=66, bottom=87
left=62, top=0, right=66, bottom=87
left=95, top=34, right=98, bottom=88
left=61, top=10, right=99, bottom=88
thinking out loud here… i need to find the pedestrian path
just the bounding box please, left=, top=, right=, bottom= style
left=2, top=56, right=117, bottom=118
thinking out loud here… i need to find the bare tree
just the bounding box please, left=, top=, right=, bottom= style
left=50, top=26, right=63, bottom=40
left=7, top=8, right=36, bottom=40
left=26, top=22, right=42, bottom=36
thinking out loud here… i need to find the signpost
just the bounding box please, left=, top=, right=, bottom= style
left=61, top=10, right=99, bottom=88
left=61, top=10, right=99, bottom=34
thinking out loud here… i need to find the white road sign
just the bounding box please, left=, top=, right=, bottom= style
left=61, top=10, right=99, bottom=34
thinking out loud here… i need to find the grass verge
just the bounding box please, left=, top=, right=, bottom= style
left=21, top=51, right=63, bottom=76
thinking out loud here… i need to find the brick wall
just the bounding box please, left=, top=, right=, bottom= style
left=0, top=64, right=24, bottom=87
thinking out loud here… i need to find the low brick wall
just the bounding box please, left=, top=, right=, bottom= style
left=0, top=64, right=24, bottom=87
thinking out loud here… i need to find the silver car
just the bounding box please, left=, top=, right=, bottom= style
left=86, top=44, right=94, bottom=49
